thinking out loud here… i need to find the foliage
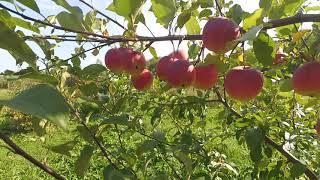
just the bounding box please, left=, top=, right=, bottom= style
left=0, top=0, right=320, bottom=179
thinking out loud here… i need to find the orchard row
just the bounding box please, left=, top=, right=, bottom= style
left=104, top=17, right=320, bottom=101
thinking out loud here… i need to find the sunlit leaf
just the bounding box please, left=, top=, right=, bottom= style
left=0, top=84, right=70, bottom=129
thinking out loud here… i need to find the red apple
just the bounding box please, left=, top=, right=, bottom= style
left=273, top=53, right=286, bottom=65
left=168, top=49, right=188, bottom=60
left=224, top=66, right=263, bottom=101
left=194, top=64, right=218, bottom=90
left=131, top=69, right=153, bottom=91
left=124, top=51, right=147, bottom=76
left=166, top=59, right=195, bottom=88
left=202, top=17, right=240, bottom=53
left=292, top=61, right=320, bottom=96
left=104, top=48, right=126, bottom=73
left=156, top=56, right=176, bottom=81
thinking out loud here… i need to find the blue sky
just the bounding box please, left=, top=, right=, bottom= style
left=1, top=0, right=298, bottom=72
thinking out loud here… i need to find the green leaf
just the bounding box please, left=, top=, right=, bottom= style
left=305, top=6, right=320, bottom=12
left=0, top=21, right=36, bottom=69
left=136, top=140, right=157, bottom=156
left=16, top=0, right=40, bottom=13
left=76, top=125, right=95, bottom=143
left=253, top=32, right=275, bottom=66
left=243, top=8, right=264, bottom=30
left=0, top=10, right=39, bottom=33
left=104, top=165, right=125, bottom=180
left=204, top=54, right=228, bottom=73
left=188, top=44, right=201, bottom=59
left=56, top=11, right=85, bottom=31
left=290, top=163, right=306, bottom=178
left=238, top=25, right=263, bottom=42
left=175, top=151, right=193, bottom=174
left=283, top=0, right=304, bottom=16
left=0, top=84, right=70, bottom=129
left=279, top=79, right=293, bottom=92
left=245, top=127, right=264, bottom=162
left=52, top=0, right=83, bottom=20
left=177, top=11, right=191, bottom=28
left=74, top=145, right=95, bottom=177
left=269, top=1, right=285, bottom=19
left=149, top=46, right=158, bottom=60
left=18, top=72, right=58, bottom=86
left=185, top=16, right=200, bottom=35
left=81, top=64, right=106, bottom=79
left=151, top=107, right=163, bottom=126
left=150, top=0, right=176, bottom=28
left=79, top=82, right=99, bottom=96
left=259, top=0, right=273, bottom=11
left=198, top=9, right=212, bottom=19
left=227, top=4, right=244, bottom=25
left=106, top=0, right=145, bottom=20
left=101, top=114, right=131, bottom=126
left=103, top=165, right=134, bottom=180
left=50, top=141, right=77, bottom=156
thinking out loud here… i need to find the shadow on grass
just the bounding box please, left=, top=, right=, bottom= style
left=0, top=116, right=32, bottom=136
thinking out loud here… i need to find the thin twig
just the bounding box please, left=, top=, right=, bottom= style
left=0, top=3, right=107, bottom=39
left=79, top=0, right=127, bottom=31
left=214, top=0, right=225, bottom=17
left=0, top=132, right=65, bottom=180
left=25, top=36, right=106, bottom=43
left=135, top=130, right=176, bottom=146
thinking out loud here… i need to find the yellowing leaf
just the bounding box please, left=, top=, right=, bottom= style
left=292, top=30, right=311, bottom=43
left=238, top=53, right=244, bottom=62
left=243, top=8, right=264, bottom=30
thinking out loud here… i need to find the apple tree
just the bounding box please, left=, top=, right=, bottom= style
left=0, top=0, right=320, bottom=179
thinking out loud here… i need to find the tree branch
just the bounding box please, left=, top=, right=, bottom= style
left=79, top=0, right=127, bottom=31
left=2, top=1, right=319, bottom=44
left=214, top=0, right=225, bottom=17
left=0, top=132, right=65, bottom=180
left=264, top=14, right=320, bottom=30
left=214, top=90, right=318, bottom=180
left=0, top=3, right=107, bottom=39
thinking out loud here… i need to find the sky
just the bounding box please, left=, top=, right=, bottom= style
left=0, top=0, right=318, bottom=72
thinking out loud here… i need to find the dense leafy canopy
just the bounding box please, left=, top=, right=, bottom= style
left=0, top=0, right=320, bottom=179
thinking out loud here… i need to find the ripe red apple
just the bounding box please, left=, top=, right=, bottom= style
left=224, top=66, right=263, bottom=101
left=202, top=17, right=240, bottom=53
left=166, top=59, right=195, bottom=88
left=156, top=56, right=175, bottom=81
left=124, top=51, right=147, bottom=76
left=194, top=64, right=218, bottom=90
left=131, top=69, right=153, bottom=91
left=292, top=61, right=320, bottom=96
left=273, top=53, right=286, bottom=65
left=168, top=49, right=188, bottom=60
left=104, top=48, right=126, bottom=73
left=315, top=119, right=320, bottom=136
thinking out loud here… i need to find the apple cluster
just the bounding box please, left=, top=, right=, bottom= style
left=155, top=50, right=219, bottom=89
left=104, top=47, right=153, bottom=91
left=104, top=17, right=320, bottom=102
